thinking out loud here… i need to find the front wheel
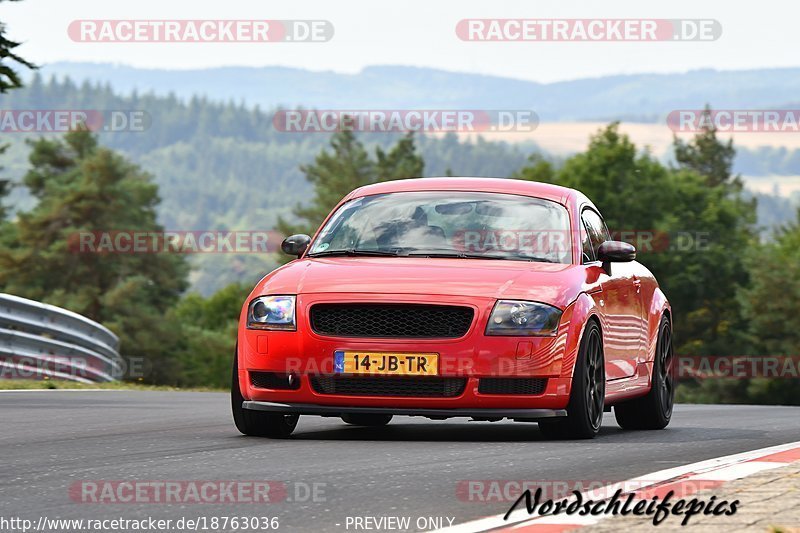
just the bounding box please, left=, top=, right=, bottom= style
left=231, top=345, right=299, bottom=438
left=614, top=315, right=675, bottom=430
left=539, top=320, right=605, bottom=440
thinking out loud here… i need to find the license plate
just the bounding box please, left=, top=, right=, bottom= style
left=334, top=351, right=439, bottom=376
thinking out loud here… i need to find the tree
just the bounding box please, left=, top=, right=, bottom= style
left=652, top=168, right=755, bottom=356
left=376, top=133, right=424, bottom=181
left=673, top=105, right=740, bottom=189
left=0, top=130, right=190, bottom=383
left=513, top=122, right=756, bottom=357
left=740, top=212, right=800, bottom=355
left=667, top=114, right=757, bottom=355
left=681, top=210, right=800, bottom=406
left=0, top=0, right=36, bottom=93
left=0, top=144, right=11, bottom=220
left=170, top=282, right=251, bottom=388
left=547, top=123, right=672, bottom=232
left=276, top=131, right=424, bottom=241
left=276, top=130, right=374, bottom=238
left=513, top=153, right=556, bottom=183
left=0, top=77, right=533, bottom=289
left=0, top=0, right=33, bottom=221
left=736, top=212, right=800, bottom=405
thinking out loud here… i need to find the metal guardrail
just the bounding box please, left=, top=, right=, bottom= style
left=0, top=293, right=122, bottom=383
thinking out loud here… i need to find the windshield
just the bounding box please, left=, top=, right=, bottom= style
left=307, top=191, right=572, bottom=263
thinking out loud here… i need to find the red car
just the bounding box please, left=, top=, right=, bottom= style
left=232, top=178, right=674, bottom=439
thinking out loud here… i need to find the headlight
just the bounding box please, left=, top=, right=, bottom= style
left=247, top=295, right=296, bottom=331
left=486, top=300, right=562, bottom=336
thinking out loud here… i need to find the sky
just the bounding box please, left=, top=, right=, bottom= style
left=2, top=0, right=798, bottom=83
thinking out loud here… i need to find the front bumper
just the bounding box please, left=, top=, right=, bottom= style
left=243, top=400, right=567, bottom=421
left=241, top=373, right=573, bottom=409
left=238, top=293, right=579, bottom=410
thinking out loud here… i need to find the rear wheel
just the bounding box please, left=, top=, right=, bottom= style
left=341, top=414, right=393, bottom=426
left=539, top=320, right=605, bottom=440
left=231, top=346, right=299, bottom=438
left=614, top=316, right=675, bottom=430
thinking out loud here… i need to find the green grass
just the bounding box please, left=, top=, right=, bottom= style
left=0, top=379, right=225, bottom=392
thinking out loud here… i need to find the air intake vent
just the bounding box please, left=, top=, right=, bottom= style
left=310, top=375, right=467, bottom=397
left=250, top=372, right=300, bottom=390
left=478, top=378, right=547, bottom=395
left=310, top=303, right=474, bottom=338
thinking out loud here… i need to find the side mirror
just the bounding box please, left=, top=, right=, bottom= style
left=281, top=234, right=311, bottom=257
left=597, top=241, right=636, bottom=263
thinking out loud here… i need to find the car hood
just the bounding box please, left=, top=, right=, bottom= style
left=253, top=257, right=586, bottom=309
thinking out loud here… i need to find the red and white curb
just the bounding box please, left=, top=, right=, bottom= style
left=435, top=440, right=800, bottom=533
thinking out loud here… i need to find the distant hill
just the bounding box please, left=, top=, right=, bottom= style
left=0, top=76, right=535, bottom=294
left=36, top=63, right=800, bottom=121
left=3, top=73, right=798, bottom=293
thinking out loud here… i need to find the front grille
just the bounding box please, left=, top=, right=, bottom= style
left=250, top=371, right=300, bottom=390
left=310, top=303, right=474, bottom=338
left=310, top=375, right=467, bottom=397
left=478, top=378, right=547, bottom=395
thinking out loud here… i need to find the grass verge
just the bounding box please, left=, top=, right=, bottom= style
left=0, top=379, right=225, bottom=392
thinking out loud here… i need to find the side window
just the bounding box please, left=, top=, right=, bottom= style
left=581, top=209, right=610, bottom=261
left=580, top=221, right=593, bottom=263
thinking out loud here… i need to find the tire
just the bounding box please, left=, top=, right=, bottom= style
left=341, top=414, right=393, bottom=426
left=231, top=345, right=299, bottom=438
left=539, top=320, right=605, bottom=440
left=614, top=316, right=675, bottom=430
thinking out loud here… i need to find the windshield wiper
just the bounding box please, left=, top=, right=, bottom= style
left=308, top=248, right=559, bottom=263
left=406, top=251, right=506, bottom=260
left=307, top=248, right=403, bottom=258
left=405, top=251, right=558, bottom=263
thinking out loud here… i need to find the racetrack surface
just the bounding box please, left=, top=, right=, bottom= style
left=2, top=391, right=799, bottom=532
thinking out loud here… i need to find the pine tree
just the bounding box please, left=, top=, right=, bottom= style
left=0, top=0, right=36, bottom=93
left=276, top=131, right=424, bottom=241
left=376, top=133, right=424, bottom=181
left=669, top=107, right=757, bottom=355
left=0, top=130, right=190, bottom=383
left=673, top=105, right=741, bottom=189
left=0, top=144, right=10, bottom=220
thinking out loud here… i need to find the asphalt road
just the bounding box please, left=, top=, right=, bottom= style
left=1, top=391, right=799, bottom=532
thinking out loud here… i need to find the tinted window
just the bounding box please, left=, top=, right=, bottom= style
left=580, top=221, right=594, bottom=263
left=581, top=209, right=610, bottom=261
left=309, top=191, right=572, bottom=263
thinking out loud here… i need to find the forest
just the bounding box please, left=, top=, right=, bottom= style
left=0, top=75, right=798, bottom=403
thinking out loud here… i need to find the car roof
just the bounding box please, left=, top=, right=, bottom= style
left=345, top=177, right=580, bottom=207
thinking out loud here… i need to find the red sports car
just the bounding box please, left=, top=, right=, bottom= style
left=232, top=178, right=674, bottom=439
